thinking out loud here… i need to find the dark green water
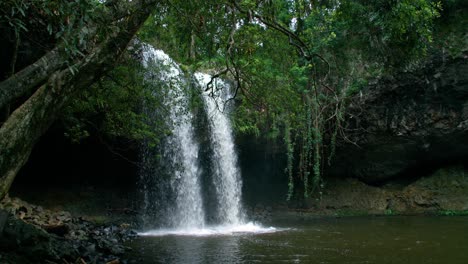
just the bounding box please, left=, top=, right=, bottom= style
left=128, top=216, right=468, bottom=263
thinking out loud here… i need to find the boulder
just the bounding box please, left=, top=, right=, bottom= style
left=0, top=197, right=137, bottom=263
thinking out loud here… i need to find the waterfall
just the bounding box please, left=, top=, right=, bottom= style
left=139, top=44, right=273, bottom=236
left=141, top=45, right=205, bottom=229
left=195, top=73, right=244, bottom=225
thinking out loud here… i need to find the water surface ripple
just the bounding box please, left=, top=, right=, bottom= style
left=129, top=216, right=468, bottom=264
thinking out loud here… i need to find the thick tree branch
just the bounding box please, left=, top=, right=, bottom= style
left=0, top=0, right=160, bottom=110
left=0, top=47, right=64, bottom=110
left=229, top=0, right=330, bottom=75
left=0, top=0, right=158, bottom=200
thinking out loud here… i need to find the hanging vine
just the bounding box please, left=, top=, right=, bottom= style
left=143, top=0, right=442, bottom=202
left=284, top=121, right=295, bottom=201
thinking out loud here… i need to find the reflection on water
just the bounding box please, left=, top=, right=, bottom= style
left=134, top=233, right=244, bottom=263
left=128, top=216, right=468, bottom=264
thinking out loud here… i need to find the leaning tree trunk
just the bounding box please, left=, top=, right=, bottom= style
left=0, top=0, right=158, bottom=200
left=0, top=47, right=63, bottom=110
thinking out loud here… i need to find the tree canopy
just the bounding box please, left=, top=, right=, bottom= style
left=138, top=0, right=443, bottom=199
left=1, top=0, right=464, bottom=200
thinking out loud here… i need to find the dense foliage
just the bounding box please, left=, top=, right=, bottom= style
left=137, top=0, right=444, bottom=200
left=0, top=1, right=165, bottom=144
left=3, top=0, right=465, bottom=201
left=70, top=0, right=457, bottom=200
left=62, top=53, right=162, bottom=146
left=0, top=0, right=110, bottom=77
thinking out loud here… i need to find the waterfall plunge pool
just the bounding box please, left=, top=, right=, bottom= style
left=135, top=44, right=468, bottom=263
left=138, top=222, right=281, bottom=237
left=127, top=216, right=468, bottom=263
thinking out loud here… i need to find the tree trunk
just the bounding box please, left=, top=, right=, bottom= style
left=0, top=47, right=64, bottom=110
left=0, top=0, right=157, bottom=200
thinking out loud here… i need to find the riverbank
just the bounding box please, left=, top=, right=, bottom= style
left=0, top=196, right=137, bottom=264
left=308, top=166, right=468, bottom=216
left=2, top=165, right=467, bottom=263
left=248, top=166, right=468, bottom=222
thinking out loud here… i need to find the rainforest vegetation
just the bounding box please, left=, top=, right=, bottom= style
left=2, top=0, right=465, bottom=201
left=1, top=0, right=467, bottom=263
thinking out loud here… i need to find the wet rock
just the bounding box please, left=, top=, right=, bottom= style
left=110, top=245, right=126, bottom=255
left=0, top=214, right=63, bottom=261
left=0, top=197, right=137, bottom=263
left=44, top=223, right=70, bottom=236
left=332, top=54, right=468, bottom=183
left=305, top=166, right=468, bottom=214
left=85, top=243, right=96, bottom=254
left=0, top=209, right=7, bottom=233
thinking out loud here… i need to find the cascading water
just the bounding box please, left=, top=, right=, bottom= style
left=139, top=44, right=275, bottom=236
left=141, top=45, right=205, bottom=229
left=195, top=73, right=244, bottom=225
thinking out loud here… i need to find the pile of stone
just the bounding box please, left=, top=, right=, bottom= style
left=0, top=197, right=137, bottom=264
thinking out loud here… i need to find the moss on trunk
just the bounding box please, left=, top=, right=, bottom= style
left=0, top=0, right=158, bottom=200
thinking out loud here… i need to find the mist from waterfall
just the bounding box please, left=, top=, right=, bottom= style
left=195, top=73, right=244, bottom=225
left=141, top=45, right=205, bottom=229
left=139, top=44, right=274, bottom=236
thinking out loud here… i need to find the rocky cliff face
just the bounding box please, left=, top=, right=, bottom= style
left=306, top=166, right=468, bottom=214
left=331, top=54, right=468, bottom=183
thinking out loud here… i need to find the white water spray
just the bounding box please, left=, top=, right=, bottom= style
left=141, top=45, right=205, bottom=229
left=195, top=73, right=244, bottom=225
left=139, top=44, right=275, bottom=236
